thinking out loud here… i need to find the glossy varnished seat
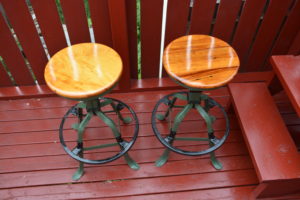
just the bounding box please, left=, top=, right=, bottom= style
left=44, top=43, right=122, bottom=100
left=163, top=35, right=240, bottom=89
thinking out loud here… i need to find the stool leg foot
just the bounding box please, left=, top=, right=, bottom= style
left=155, top=149, right=170, bottom=167
left=209, top=142, right=222, bottom=170
left=124, top=153, right=140, bottom=170
left=210, top=152, right=223, bottom=170
left=72, top=161, right=84, bottom=181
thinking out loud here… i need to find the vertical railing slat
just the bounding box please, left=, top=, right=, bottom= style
left=0, top=62, right=13, bottom=86
left=60, top=0, right=90, bottom=44
left=140, top=0, right=163, bottom=78
left=0, top=14, right=34, bottom=86
left=1, top=0, right=48, bottom=84
left=163, top=0, right=190, bottom=77
left=89, top=0, right=112, bottom=47
left=212, top=0, right=243, bottom=42
left=244, top=0, right=294, bottom=71
left=231, top=0, right=266, bottom=69
left=108, top=0, right=131, bottom=91
left=126, top=0, right=138, bottom=79
left=265, top=0, right=300, bottom=67
left=190, top=0, right=216, bottom=35
left=30, top=0, right=67, bottom=56
left=164, top=0, right=190, bottom=45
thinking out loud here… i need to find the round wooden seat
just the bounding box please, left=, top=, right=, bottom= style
left=44, top=43, right=122, bottom=99
left=163, top=35, right=240, bottom=89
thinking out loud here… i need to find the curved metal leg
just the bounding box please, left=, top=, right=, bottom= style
left=156, top=97, right=177, bottom=121
left=110, top=101, right=132, bottom=124
left=72, top=151, right=84, bottom=180
left=195, top=103, right=222, bottom=170
left=96, top=110, right=140, bottom=170
left=155, top=103, right=192, bottom=167
left=155, top=148, right=171, bottom=167
left=72, top=111, right=92, bottom=180
left=209, top=142, right=223, bottom=170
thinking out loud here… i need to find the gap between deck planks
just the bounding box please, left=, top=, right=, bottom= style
left=0, top=88, right=296, bottom=199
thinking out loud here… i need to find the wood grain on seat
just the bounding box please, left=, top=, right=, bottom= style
left=44, top=43, right=122, bottom=99
left=163, top=35, right=239, bottom=89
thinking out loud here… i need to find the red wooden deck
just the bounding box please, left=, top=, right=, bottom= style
left=0, top=88, right=299, bottom=200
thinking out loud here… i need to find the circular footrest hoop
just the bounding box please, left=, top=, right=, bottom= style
left=59, top=97, right=139, bottom=165
left=152, top=91, right=230, bottom=156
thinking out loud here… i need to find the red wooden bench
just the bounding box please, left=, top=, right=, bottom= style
left=271, top=55, right=300, bottom=117
left=229, top=82, right=300, bottom=199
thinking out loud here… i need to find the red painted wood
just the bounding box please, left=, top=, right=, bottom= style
left=271, top=55, right=300, bottom=117
left=164, top=0, right=190, bottom=47
left=3, top=186, right=257, bottom=200
left=132, top=71, right=273, bottom=91
left=140, top=0, right=163, bottom=78
left=0, top=124, right=241, bottom=146
left=0, top=85, right=263, bottom=199
left=162, top=0, right=190, bottom=76
left=89, top=0, right=112, bottom=47
left=108, top=0, right=131, bottom=90
left=1, top=0, right=48, bottom=84
left=190, top=0, right=216, bottom=35
left=0, top=70, right=273, bottom=99
left=255, top=180, right=300, bottom=199
left=289, top=30, right=300, bottom=55
left=231, top=0, right=267, bottom=69
left=244, top=0, right=294, bottom=71
left=0, top=61, right=12, bottom=86
left=0, top=72, right=272, bottom=99
left=0, top=156, right=253, bottom=188
left=30, top=0, right=67, bottom=56
left=0, top=169, right=257, bottom=199
left=0, top=97, right=230, bottom=122
left=103, top=186, right=256, bottom=200
left=60, top=0, right=91, bottom=44
left=288, top=125, right=300, bottom=149
left=0, top=142, right=247, bottom=174
left=126, top=0, right=138, bottom=79
left=0, top=114, right=238, bottom=135
left=0, top=134, right=242, bottom=159
left=0, top=85, right=54, bottom=100
left=0, top=12, right=34, bottom=85
left=229, top=82, right=300, bottom=182
left=212, top=0, right=242, bottom=42
left=266, top=0, right=300, bottom=66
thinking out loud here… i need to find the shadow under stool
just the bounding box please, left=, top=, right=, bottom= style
left=44, top=43, right=139, bottom=180
left=152, top=35, right=240, bottom=169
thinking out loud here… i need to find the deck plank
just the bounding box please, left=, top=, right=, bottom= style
left=0, top=88, right=260, bottom=199
left=0, top=169, right=258, bottom=199
left=0, top=155, right=253, bottom=189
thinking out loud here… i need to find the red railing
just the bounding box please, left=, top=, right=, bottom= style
left=0, top=0, right=299, bottom=92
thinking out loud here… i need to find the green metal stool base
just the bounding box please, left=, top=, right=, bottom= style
left=59, top=97, right=139, bottom=180
left=152, top=91, right=229, bottom=169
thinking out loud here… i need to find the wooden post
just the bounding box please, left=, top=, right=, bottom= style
left=108, top=0, right=132, bottom=91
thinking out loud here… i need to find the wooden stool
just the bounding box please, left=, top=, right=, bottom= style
left=44, top=43, right=139, bottom=180
left=152, top=35, right=239, bottom=168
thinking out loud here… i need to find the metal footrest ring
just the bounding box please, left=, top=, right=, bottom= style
left=152, top=91, right=230, bottom=156
left=59, top=97, right=139, bottom=165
